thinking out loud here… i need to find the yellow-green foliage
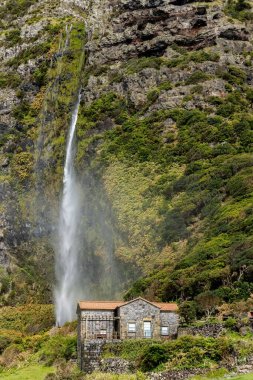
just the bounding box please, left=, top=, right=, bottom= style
left=103, top=161, right=184, bottom=271
left=0, top=364, right=55, bottom=380
left=103, top=335, right=253, bottom=372
left=11, top=152, right=34, bottom=183
left=39, top=21, right=85, bottom=172
left=192, top=370, right=253, bottom=380
left=39, top=334, right=77, bottom=365
left=0, top=72, right=21, bottom=88
left=77, top=46, right=253, bottom=306
left=0, top=304, right=54, bottom=334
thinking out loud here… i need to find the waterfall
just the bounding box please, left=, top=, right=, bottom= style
left=55, top=92, right=82, bottom=326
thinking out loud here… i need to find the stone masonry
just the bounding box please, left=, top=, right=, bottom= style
left=77, top=297, right=179, bottom=372
left=118, top=298, right=161, bottom=339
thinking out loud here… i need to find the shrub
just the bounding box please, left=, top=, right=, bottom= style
left=0, top=72, right=21, bottom=88
left=165, top=50, right=219, bottom=69
left=185, top=71, right=211, bottom=85
left=0, top=344, right=23, bottom=367
left=9, top=42, right=51, bottom=67
left=246, top=88, right=253, bottom=103
left=225, top=0, right=252, bottom=20
left=179, top=301, right=197, bottom=324
left=0, top=335, right=12, bottom=354
left=138, top=344, right=168, bottom=371
left=0, top=0, right=37, bottom=19
left=33, top=61, right=49, bottom=86
left=224, top=317, right=237, bottom=330
left=0, top=305, right=55, bottom=334
left=147, top=88, right=160, bottom=103
left=125, top=57, right=163, bottom=74
left=217, top=66, right=247, bottom=86
left=40, top=335, right=77, bottom=365
left=5, top=29, right=21, bottom=47
left=195, top=291, right=222, bottom=317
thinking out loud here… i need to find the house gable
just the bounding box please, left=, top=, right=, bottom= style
left=117, top=297, right=161, bottom=339
left=117, top=297, right=160, bottom=310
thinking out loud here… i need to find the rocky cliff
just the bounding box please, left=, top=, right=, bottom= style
left=0, top=0, right=253, bottom=307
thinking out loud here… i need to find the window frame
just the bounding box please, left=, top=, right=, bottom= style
left=161, top=326, right=169, bottom=336
left=143, top=321, right=152, bottom=338
left=128, top=322, right=136, bottom=333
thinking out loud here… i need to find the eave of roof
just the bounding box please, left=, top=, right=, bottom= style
left=78, top=301, right=125, bottom=311
left=153, top=302, right=178, bottom=312
left=77, top=297, right=178, bottom=312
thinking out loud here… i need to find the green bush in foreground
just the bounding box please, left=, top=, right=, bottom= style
left=104, top=335, right=253, bottom=372
left=40, top=335, right=77, bottom=365
left=138, top=344, right=168, bottom=371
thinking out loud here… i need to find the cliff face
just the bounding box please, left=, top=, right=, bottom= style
left=0, top=0, right=253, bottom=306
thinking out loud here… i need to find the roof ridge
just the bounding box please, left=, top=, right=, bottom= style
left=79, top=300, right=124, bottom=303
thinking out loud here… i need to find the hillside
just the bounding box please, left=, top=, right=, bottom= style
left=0, top=0, right=253, bottom=318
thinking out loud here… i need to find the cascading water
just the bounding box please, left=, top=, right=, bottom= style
left=55, top=92, right=82, bottom=326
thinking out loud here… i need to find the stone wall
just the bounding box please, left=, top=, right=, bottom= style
left=77, top=310, right=115, bottom=367
left=79, top=310, right=115, bottom=339
left=178, top=323, right=225, bottom=338
left=118, top=299, right=161, bottom=339
left=148, top=368, right=207, bottom=380
left=100, top=357, right=134, bottom=374
left=160, top=311, right=179, bottom=337
left=80, top=339, right=122, bottom=373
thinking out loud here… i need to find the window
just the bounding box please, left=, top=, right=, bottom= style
left=128, top=323, right=136, bottom=333
left=161, top=326, right=169, bottom=336
left=144, top=321, right=152, bottom=338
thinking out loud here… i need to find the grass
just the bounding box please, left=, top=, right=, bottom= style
left=192, top=370, right=253, bottom=380
left=0, top=364, right=55, bottom=380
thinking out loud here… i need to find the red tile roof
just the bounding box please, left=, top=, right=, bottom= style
left=78, top=301, right=125, bottom=310
left=153, top=302, right=178, bottom=312
left=78, top=297, right=178, bottom=312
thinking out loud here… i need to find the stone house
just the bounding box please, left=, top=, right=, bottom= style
left=77, top=297, right=179, bottom=342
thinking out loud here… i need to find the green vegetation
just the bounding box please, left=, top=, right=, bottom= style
left=5, top=29, right=21, bottom=47
left=94, top=49, right=220, bottom=83
left=0, top=0, right=37, bottom=20
left=40, top=335, right=77, bottom=365
left=103, top=335, right=253, bottom=372
left=225, top=0, right=253, bottom=21
left=0, top=305, right=54, bottom=333
left=0, top=11, right=86, bottom=305
left=0, top=304, right=78, bottom=377
left=0, top=365, right=55, bottom=380
left=76, top=44, right=253, bottom=308
left=0, top=6, right=253, bottom=380
left=184, top=71, right=211, bottom=85
left=193, top=371, right=253, bottom=380
left=9, top=42, right=51, bottom=68
left=228, top=375, right=253, bottom=380
left=0, top=72, right=21, bottom=88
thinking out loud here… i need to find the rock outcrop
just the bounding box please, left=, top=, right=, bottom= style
left=0, top=0, right=252, bottom=307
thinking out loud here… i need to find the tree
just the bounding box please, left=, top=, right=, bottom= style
left=179, top=301, right=197, bottom=325
left=195, top=291, right=222, bottom=318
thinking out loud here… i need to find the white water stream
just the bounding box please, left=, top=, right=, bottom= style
left=55, top=92, right=82, bottom=326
